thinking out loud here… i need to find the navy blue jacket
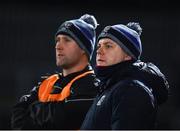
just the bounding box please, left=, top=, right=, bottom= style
left=81, top=60, right=169, bottom=130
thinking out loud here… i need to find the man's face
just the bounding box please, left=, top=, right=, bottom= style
left=96, top=38, right=131, bottom=66
left=55, top=34, right=85, bottom=69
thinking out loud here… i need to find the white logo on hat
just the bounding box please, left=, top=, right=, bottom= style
left=64, top=22, right=72, bottom=28
left=104, top=26, right=111, bottom=33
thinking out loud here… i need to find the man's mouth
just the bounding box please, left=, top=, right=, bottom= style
left=57, top=54, right=64, bottom=57
left=97, top=59, right=105, bottom=62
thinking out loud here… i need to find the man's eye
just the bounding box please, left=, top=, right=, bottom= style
left=105, top=44, right=112, bottom=48
left=64, top=38, right=71, bottom=42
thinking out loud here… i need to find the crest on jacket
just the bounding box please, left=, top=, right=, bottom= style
left=97, top=95, right=106, bottom=106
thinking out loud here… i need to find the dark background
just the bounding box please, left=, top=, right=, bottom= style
left=0, top=0, right=179, bottom=129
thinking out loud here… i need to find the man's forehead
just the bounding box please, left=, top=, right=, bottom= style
left=98, top=38, right=116, bottom=45
left=56, top=34, right=72, bottom=39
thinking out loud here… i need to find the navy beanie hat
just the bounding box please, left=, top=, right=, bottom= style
left=55, top=14, right=98, bottom=60
left=98, top=22, right=142, bottom=60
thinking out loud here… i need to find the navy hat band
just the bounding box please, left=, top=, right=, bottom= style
left=99, top=27, right=139, bottom=59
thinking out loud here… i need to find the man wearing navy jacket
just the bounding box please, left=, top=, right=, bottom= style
left=81, top=22, right=169, bottom=129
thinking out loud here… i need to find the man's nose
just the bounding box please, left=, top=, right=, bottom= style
left=55, top=42, right=63, bottom=50
left=96, top=46, right=103, bottom=55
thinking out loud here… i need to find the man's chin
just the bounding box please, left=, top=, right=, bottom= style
left=56, top=62, right=68, bottom=69
left=56, top=61, right=63, bottom=67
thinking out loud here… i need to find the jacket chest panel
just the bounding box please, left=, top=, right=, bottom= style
left=92, top=90, right=112, bottom=125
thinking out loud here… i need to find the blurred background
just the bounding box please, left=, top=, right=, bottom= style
left=0, top=0, right=179, bottom=129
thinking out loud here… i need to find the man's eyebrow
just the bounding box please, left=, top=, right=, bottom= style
left=104, top=41, right=113, bottom=45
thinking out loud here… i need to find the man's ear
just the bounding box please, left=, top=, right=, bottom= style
left=124, top=54, right=132, bottom=61
left=81, top=50, right=86, bottom=55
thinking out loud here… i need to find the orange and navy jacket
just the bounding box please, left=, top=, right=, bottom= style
left=11, top=65, right=99, bottom=129
left=38, top=70, right=94, bottom=102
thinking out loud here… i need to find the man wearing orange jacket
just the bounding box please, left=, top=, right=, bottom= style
left=11, top=14, right=99, bottom=129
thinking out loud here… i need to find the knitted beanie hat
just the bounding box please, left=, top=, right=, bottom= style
left=98, top=22, right=142, bottom=60
left=55, top=14, right=98, bottom=60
